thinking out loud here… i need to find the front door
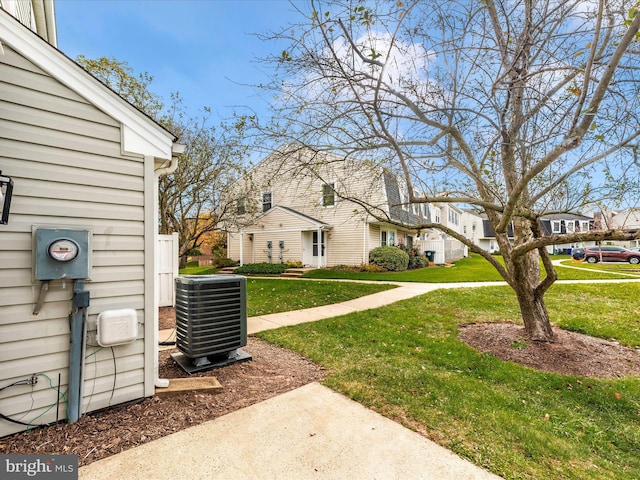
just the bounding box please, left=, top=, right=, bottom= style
left=302, top=231, right=326, bottom=267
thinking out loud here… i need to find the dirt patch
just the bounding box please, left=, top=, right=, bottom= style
left=459, top=322, right=640, bottom=378
left=159, top=306, right=176, bottom=330
left=0, top=326, right=326, bottom=466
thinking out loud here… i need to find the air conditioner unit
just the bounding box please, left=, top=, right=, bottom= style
left=171, top=275, right=251, bottom=373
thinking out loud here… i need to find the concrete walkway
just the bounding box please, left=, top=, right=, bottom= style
left=247, top=280, right=505, bottom=334
left=79, top=382, right=501, bottom=480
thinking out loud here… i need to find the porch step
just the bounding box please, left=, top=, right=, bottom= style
left=281, top=268, right=315, bottom=278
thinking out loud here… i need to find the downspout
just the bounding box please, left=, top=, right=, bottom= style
left=43, top=0, right=57, bottom=47
left=153, top=143, right=184, bottom=389
left=155, top=143, right=184, bottom=176
left=31, top=0, right=48, bottom=42
left=239, top=232, right=244, bottom=266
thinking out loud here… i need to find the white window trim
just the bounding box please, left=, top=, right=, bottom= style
left=236, top=197, right=246, bottom=216
left=551, top=220, right=561, bottom=233
left=380, top=228, right=398, bottom=247
left=261, top=191, right=273, bottom=212
left=321, top=181, right=336, bottom=208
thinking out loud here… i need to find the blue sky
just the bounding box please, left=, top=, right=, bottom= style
left=55, top=0, right=303, bottom=121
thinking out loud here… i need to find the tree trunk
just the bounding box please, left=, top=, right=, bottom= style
left=509, top=248, right=555, bottom=342
left=513, top=286, right=555, bottom=341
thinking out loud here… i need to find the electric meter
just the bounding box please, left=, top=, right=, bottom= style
left=48, top=238, right=79, bottom=262
left=34, top=228, right=91, bottom=280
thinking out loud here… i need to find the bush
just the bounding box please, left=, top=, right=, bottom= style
left=359, top=263, right=387, bottom=272
left=369, top=246, right=410, bottom=272
left=233, top=263, right=289, bottom=275
left=397, top=244, right=430, bottom=269
left=286, top=260, right=303, bottom=268
left=213, top=257, right=239, bottom=268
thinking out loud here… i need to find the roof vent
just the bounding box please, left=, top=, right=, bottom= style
left=171, top=275, right=251, bottom=373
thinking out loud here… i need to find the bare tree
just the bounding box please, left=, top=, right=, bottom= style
left=257, top=0, right=640, bottom=341
left=158, top=104, right=249, bottom=267
left=78, top=57, right=249, bottom=267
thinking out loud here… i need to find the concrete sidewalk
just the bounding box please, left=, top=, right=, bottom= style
left=247, top=280, right=506, bottom=333
left=79, top=383, right=501, bottom=480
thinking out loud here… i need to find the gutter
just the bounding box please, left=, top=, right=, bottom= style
left=155, top=142, right=185, bottom=176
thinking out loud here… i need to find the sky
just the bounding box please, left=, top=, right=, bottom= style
left=55, top=0, right=304, bottom=121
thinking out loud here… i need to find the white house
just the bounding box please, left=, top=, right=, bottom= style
left=458, top=211, right=594, bottom=254
left=415, top=203, right=468, bottom=263
left=0, top=4, right=183, bottom=437
left=599, top=208, right=640, bottom=248
left=225, top=146, right=434, bottom=268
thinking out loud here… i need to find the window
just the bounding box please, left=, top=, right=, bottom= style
left=406, top=235, right=413, bottom=247
left=565, top=221, right=575, bottom=234
left=551, top=221, right=561, bottom=233
left=434, top=207, right=441, bottom=224
left=236, top=198, right=246, bottom=216
left=380, top=229, right=396, bottom=246
left=262, top=191, right=272, bottom=212
left=322, top=183, right=335, bottom=207
left=448, top=209, right=460, bottom=225
left=581, top=221, right=590, bottom=232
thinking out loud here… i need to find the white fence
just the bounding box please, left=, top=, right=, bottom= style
left=158, top=233, right=179, bottom=307
left=421, top=238, right=467, bottom=264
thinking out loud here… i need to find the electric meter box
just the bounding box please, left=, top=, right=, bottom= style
left=34, top=228, right=91, bottom=281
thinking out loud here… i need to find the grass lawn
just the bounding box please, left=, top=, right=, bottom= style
left=179, top=266, right=218, bottom=275
left=558, top=259, right=640, bottom=277
left=303, top=254, right=625, bottom=282
left=258, top=282, right=640, bottom=479
left=246, top=278, right=396, bottom=317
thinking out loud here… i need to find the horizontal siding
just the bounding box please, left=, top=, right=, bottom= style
left=228, top=149, right=387, bottom=266
left=327, top=218, right=366, bottom=266
left=0, top=365, right=70, bottom=401
left=252, top=231, right=302, bottom=264
left=256, top=209, right=317, bottom=230
left=0, top=119, right=122, bottom=157
left=17, top=177, right=144, bottom=207
left=1, top=138, right=144, bottom=177
left=15, top=197, right=143, bottom=221
left=1, top=98, right=120, bottom=142
left=0, top=46, right=150, bottom=437
left=228, top=233, right=240, bottom=263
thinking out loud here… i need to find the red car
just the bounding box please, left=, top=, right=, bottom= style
left=572, top=246, right=640, bottom=264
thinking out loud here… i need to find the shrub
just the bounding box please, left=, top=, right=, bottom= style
left=369, top=246, right=410, bottom=272
left=233, top=263, right=289, bottom=275
left=286, top=260, right=303, bottom=268
left=359, top=263, right=387, bottom=273
left=397, top=244, right=430, bottom=269
left=213, top=257, right=239, bottom=268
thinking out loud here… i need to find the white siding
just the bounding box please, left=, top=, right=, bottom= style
left=227, top=149, right=387, bottom=267
left=0, top=46, right=148, bottom=436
